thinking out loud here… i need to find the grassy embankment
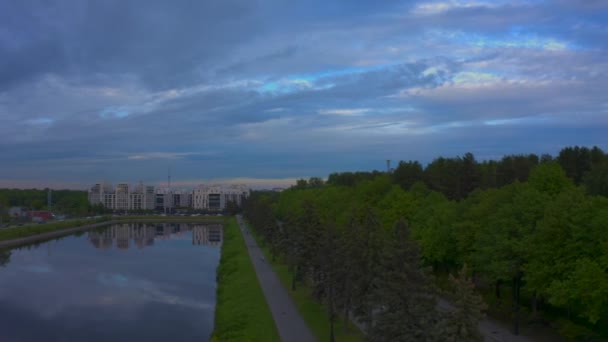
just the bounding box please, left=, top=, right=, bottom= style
left=0, top=217, right=110, bottom=241
left=0, top=215, right=226, bottom=243
left=212, top=217, right=279, bottom=342
left=248, top=223, right=364, bottom=342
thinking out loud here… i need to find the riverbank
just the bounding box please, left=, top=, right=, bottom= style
left=212, top=217, right=279, bottom=341
left=0, top=218, right=110, bottom=247
left=0, top=216, right=224, bottom=248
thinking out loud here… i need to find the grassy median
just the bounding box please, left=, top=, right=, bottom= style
left=249, top=226, right=364, bottom=342
left=212, top=217, right=280, bottom=342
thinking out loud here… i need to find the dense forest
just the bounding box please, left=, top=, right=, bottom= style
left=244, top=146, right=608, bottom=341
left=0, top=189, right=89, bottom=220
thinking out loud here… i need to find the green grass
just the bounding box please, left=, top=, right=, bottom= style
left=212, top=217, right=280, bottom=342
left=0, top=217, right=110, bottom=241
left=249, top=227, right=364, bottom=342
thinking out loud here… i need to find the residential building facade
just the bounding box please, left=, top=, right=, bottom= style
left=88, top=182, right=157, bottom=211
left=192, top=184, right=249, bottom=211
left=88, top=182, right=249, bottom=212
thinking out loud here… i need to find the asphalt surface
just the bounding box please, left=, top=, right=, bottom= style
left=437, top=298, right=558, bottom=342
left=236, top=215, right=317, bottom=342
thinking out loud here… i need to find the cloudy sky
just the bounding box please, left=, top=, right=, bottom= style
left=1, top=0, right=607, bottom=189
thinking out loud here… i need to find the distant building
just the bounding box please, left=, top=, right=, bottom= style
left=144, top=186, right=155, bottom=210
left=88, top=182, right=156, bottom=211
left=115, top=183, right=129, bottom=211
left=172, top=190, right=193, bottom=208
left=155, top=187, right=174, bottom=212
left=88, top=182, right=249, bottom=212
left=192, top=184, right=249, bottom=211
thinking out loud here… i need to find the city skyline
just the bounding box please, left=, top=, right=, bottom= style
left=87, top=182, right=249, bottom=211
left=1, top=1, right=607, bottom=189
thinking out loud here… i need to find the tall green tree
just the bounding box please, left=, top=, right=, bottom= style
left=312, top=221, right=343, bottom=342
left=473, top=182, right=548, bottom=334
left=583, top=159, right=608, bottom=197
left=393, top=160, right=424, bottom=191
left=438, top=264, right=486, bottom=342
left=350, top=207, right=383, bottom=332
left=369, top=219, right=440, bottom=341
left=526, top=188, right=608, bottom=324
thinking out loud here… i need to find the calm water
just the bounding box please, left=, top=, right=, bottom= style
left=0, top=223, right=223, bottom=342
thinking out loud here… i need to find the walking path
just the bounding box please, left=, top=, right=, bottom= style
left=236, top=215, right=316, bottom=342
left=437, top=299, right=537, bottom=342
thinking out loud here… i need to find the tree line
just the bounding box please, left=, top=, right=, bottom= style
left=324, top=146, right=608, bottom=199
left=0, top=189, right=90, bottom=220
left=245, top=145, right=608, bottom=341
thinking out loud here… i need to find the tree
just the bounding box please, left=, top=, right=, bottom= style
left=438, top=264, right=486, bottom=342
left=424, top=157, right=463, bottom=200
left=479, top=160, right=498, bottom=189
left=295, top=178, right=309, bottom=189
left=308, top=177, right=325, bottom=188
left=350, top=207, right=383, bottom=332
left=527, top=162, right=572, bottom=197
left=369, top=219, right=440, bottom=341
left=496, top=154, right=539, bottom=186
left=583, top=159, right=608, bottom=197
left=557, top=146, right=603, bottom=184
left=460, top=152, right=481, bottom=197
left=0, top=201, right=8, bottom=225
left=312, top=221, right=343, bottom=342
left=412, top=192, right=459, bottom=272
left=526, top=188, right=608, bottom=324
left=472, top=183, right=548, bottom=335
left=392, top=160, right=424, bottom=191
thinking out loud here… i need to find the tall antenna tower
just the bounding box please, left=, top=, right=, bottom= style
left=168, top=166, right=171, bottom=190
left=386, top=160, right=391, bottom=173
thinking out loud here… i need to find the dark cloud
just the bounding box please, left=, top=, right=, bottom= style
left=0, top=0, right=606, bottom=187
left=0, top=0, right=265, bottom=90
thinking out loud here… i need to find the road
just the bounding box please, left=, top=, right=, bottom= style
left=236, top=215, right=316, bottom=342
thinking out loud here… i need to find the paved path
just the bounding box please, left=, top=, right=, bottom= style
left=236, top=215, right=316, bottom=342
left=437, top=299, right=561, bottom=342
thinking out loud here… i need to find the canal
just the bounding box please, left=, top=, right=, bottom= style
left=0, top=222, right=223, bottom=342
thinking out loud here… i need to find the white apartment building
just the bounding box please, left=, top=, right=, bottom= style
left=115, top=183, right=129, bottom=211
left=89, top=182, right=249, bottom=211
left=192, top=184, right=249, bottom=211
left=88, top=182, right=156, bottom=211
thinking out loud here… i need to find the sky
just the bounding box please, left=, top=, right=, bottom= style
left=1, top=0, right=607, bottom=189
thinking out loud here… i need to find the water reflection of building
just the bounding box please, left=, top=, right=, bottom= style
left=89, top=228, right=114, bottom=249
left=192, top=224, right=223, bottom=247
left=88, top=223, right=222, bottom=250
